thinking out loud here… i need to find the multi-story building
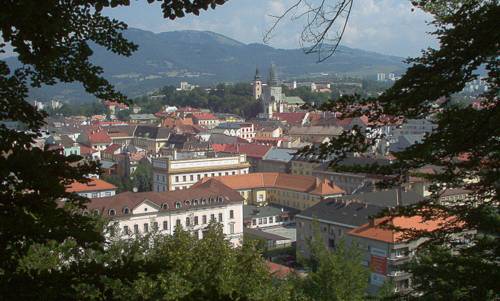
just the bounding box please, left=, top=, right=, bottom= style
left=152, top=152, right=250, bottom=192
left=133, top=125, right=171, bottom=153
left=66, top=178, right=117, bottom=198
left=192, top=113, right=220, bottom=129
left=346, top=215, right=460, bottom=295
left=195, top=172, right=344, bottom=210
left=85, top=178, right=244, bottom=246
left=212, top=122, right=255, bottom=142
left=295, top=199, right=383, bottom=258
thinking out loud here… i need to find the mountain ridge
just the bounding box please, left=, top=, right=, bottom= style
left=4, top=28, right=406, bottom=103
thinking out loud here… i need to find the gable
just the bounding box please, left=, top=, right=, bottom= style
left=132, top=199, right=160, bottom=215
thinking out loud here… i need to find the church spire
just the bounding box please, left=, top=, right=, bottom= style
left=254, top=67, right=261, bottom=81
left=268, top=63, right=278, bottom=86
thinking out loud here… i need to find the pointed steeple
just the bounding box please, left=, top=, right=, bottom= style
left=254, top=67, right=261, bottom=81
left=268, top=63, right=278, bottom=86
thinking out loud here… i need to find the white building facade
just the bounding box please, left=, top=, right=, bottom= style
left=87, top=180, right=245, bottom=246
left=152, top=153, right=250, bottom=191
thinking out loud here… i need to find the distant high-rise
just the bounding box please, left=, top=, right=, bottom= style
left=377, top=73, right=386, bottom=81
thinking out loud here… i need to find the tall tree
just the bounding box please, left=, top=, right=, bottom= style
left=0, top=0, right=226, bottom=298
left=292, top=0, right=499, bottom=298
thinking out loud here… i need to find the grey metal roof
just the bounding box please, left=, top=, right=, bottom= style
left=243, top=205, right=285, bottom=219
left=134, top=125, right=171, bottom=139
left=345, top=189, right=424, bottom=207
left=297, top=199, right=384, bottom=227
left=244, top=227, right=290, bottom=241
left=262, top=148, right=297, bottom=162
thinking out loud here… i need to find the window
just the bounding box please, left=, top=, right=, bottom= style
left=211, top=173, right=215, bottom=177
left=163, top=221, right=168, bottom=230
left=186, top=217, right=191, bottom=226
left=91, top=192, right=98, bottom=198
left=134, top=224, right=139, bottom=234
left=258, top=218, right=262, bottom=225
left=229, top=223, right=235, bottom=234
left=161, top=203, right=168, bottom=210
left=175, top=176, right=179, bottom=183
left=252, top=219, right=257, bottom=226
left=175, top=202, right=181, bottom=209
left=229, top=210, right=234, bottom=219
left=123, top=225, right=129, bottom=235
left=108, top=209, right=116, bottom=216
left=202, top=215, right=207, bottom=224
left=190, top=175, right=194, bottom=181
left=105, top=191, right=111, bottom=196
left=269, top=216, right=273, bottom=223
left=218, top=213, right=223, bottom=222
left=328, top=239, right=335, bottom=248
left=183, top=175, right=186, bottom=182
left=210, top=214, right=215, bottom=222
left=194, top=216, right=199, bottom=225
left=176, top=219, right=181, bottom=228
left=263, top=217, right=267, bottom=224
left=123, top=207, right=130, bottom=214
left=153, top=221, right=158, bottom=230
left=197, top=174, right=201, bottom=180
left=143, top=223, right=149, bottom=233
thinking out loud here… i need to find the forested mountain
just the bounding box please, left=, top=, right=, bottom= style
left=5, top=28, right=405, bottom=103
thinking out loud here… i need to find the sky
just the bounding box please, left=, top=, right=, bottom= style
left=104, top=0, right=439, bottom=58
left=0, top=0, right=438, bottom=59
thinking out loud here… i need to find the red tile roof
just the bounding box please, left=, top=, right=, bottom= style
left=194, top=173, right=344, bottom=196
left=266, top=261, right=294, bottom=278
left=348, top=215, right=459, bottom=243
left=66, top=178, right=117, bottom=193
left=273, top=112, right=307, bottom=125
left=212, top=143, right=271, bottom=159
left=88, top=130, right=111, bottom=144
left=193, top=113, right=217, bottom=120
left=103, top=143, right=121, bottom=154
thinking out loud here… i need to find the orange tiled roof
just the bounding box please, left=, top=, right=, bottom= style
left=66, top=178, right=117, bottom=193
left=266, top=261, right=294, bottom=278
left=348, top=215, right=458, bottom=243
left=195, top=172, right=344, bottom=196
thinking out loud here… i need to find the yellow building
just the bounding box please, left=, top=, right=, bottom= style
left=194, top=172, right=344, bottom=211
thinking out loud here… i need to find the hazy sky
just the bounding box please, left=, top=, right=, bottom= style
left=105, top=0, right=438, bottom=58
left=0, top=0, right=438, bottom=59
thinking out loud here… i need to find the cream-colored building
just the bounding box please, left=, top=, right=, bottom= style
left=152, top=152, right=250, bottom=192
left=86, top=179, right=244, bottom=246
left=194, top=172, right=344, bottom=211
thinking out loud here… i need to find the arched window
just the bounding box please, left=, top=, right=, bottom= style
left=161, top=203, right=169, bottom=210
left=82, top=210, right=89, bottom=215
left=184, top=200, right=191, bottom=206
left=93, top=209, right=100, bottom=215
left=201, top=198, right=207, bottom=205
left=108, top=209, right=116, bottom=216
left=218, top=196, right=224, bottom=203
left=193, top=199, right=199, bottom=206
left=175, top=202, right=181, bottom=209
left=122, top=207, right=130, bottom=214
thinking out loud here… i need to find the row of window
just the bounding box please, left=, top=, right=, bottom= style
left=104, top=199, right=232, bottom=216
left=122, top=215, right=236, bottom=235
left=81, top=191, right=113, bottom=198
left=173, top=170, right=239, bottom=184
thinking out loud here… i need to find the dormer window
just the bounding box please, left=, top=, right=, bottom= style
left=123, top=207, right=130, bottom=214
left=175, top=202, right=181, bottom=209
left=161, top=203, right=169, bottom=210
left=201, top=198, right=207, bottom=205
left=217, top=196, right=224, bottom=203
left=108, top=209, right=116, bottom=216
left=184, top=200, right=191, bottom=206
left=93, top=209, right=100, bottom=215
left=193, top=199, right=199, bottom=206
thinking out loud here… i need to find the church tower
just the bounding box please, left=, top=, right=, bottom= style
left=252, top=68, right=262, bottom=100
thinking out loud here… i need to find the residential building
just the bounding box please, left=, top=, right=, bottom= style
left=296, top=199, right=383, bottom=258
left=133, top=125, right=171, bottom=153
left=152, top=152, right=250, bottom=192
left=192, top=113, right=220, bottom=129
left=129, top=114, right=159, bottom=124
left=77, top=129, right=112, bottom=151
left=243, top=205, right=294, bottom=229
left=45, top=134, right=80, bottom=156
left=346, top=215, right=461, bottom=295
left=212, top=122, right=255, bottom=142
left=66, top=178, right=117, bottom=198
left=85, top=178, right=244, bottom=246
left=194, top=172, right=344, bottom=210
left=211, top=143, right=271, bottom=171
left=288, top=125, right=343, bottom=143
left=257, top=148, right=296, bottom=173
